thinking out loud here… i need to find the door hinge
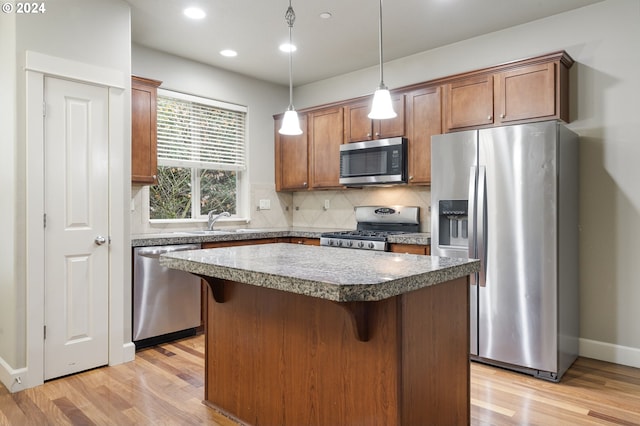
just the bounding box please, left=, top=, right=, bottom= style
left=43, top=213, right=47, bottom=229
left=44, top=325, right=46, bottom=340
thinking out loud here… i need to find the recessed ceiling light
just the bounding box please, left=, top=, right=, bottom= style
left=220, top=49, right=238, bottom=57
left=184, top=7, right=206, bottom=20
left=279, top=43, right=297, bottom=53
left=319, top=12, right=332, bottom=19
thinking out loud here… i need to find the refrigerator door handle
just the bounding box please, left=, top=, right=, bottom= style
left=477, top=166, right=487, bottom=287
left=468, top=166, right=477, bottom=286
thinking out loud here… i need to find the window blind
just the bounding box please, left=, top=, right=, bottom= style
left=156, top=89, right=247, bottom=171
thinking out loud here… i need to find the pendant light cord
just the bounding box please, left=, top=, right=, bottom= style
left=377, top=0, right=386, bottom=90
left=286, top=2, right=296, bottom=110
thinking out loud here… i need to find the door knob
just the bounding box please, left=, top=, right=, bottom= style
left=95, top=236, right=107, bottom=245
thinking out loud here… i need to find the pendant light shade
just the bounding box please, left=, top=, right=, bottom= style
left=279, top=1, right=303, bottom=135
left=368, top=0, right=396, bottom=120
left=369, top=86, right=396, bottom=120
left=280, top=109, right=302, bottom=135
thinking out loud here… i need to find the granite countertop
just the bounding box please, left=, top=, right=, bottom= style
left=159, top=243, right=478, bottom=302
left=132, top=227, right=430, bottom=247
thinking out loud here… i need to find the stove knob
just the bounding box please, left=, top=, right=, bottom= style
left=328, top=240, right=334, bottom=246
left=357, top=241, right=364, bottom=248
left=347, top=240, right=353, bottom=247
left=337, top=240, right=343, bottom=247
left=367, top=242, right=375, bottom=249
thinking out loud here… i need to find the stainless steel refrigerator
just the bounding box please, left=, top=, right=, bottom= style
left=431, top=120, right=579, bottom=381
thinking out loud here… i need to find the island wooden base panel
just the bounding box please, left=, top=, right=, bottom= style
left=204, top=277, right=470, bottom=426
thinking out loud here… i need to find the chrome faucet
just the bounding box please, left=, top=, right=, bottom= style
left=207, top=211, right=231, bottom=230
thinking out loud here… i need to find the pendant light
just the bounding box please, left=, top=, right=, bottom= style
left=368, top=0, right=396, bottom=120
left=279, top=0, right=303, bottom=135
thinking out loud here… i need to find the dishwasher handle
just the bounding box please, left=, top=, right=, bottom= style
left=136, top=244, right=201, bottom=259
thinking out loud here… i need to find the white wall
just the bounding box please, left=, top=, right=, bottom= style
left=296, top=0, right=640, bottom=366
left=1, top=0, right=132, bottom=392
left=0, top=11, right=21, bottom=372
left=130, top=45, right=293, bottom=234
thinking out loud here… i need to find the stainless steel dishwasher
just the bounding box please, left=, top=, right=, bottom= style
left=133, top=244, right=201, bottom=347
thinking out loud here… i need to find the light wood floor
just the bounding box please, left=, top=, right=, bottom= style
left=1, top=334, right=639, bottom=425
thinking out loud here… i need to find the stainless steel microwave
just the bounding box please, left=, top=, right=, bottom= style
left=339, top=137, right=407, bottom=185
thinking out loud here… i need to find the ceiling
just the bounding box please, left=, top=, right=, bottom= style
left=127, top=0, right=602, bottom=87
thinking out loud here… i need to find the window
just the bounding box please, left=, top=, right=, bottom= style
left=150, top=89, right=247, bottom=221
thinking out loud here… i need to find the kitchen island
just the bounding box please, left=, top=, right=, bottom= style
left=160, top=243, right=479, bottom=426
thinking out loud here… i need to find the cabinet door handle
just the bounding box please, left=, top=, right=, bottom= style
left=500, top=113, right=505, bottom=118
left=487, top=115, right=492, bottom=121
left=303, top=182, right=307, bottom=187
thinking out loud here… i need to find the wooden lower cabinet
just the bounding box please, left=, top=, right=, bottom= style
left=202, top=239, right=277, bottom=249
left=389, top=243, right=431, bottom=255
left=286, top=237, right=320, bottom=246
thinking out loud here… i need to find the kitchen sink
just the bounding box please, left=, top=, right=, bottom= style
left=181, top=230, right=233, bottom=235
left=175, top=228, right=276, bottom=235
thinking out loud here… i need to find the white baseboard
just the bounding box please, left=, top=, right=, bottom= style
left=1, top=342, right=136, bottom=394
left=122, top=341, right=136, bottom=363
left=0, top=356, right=28, bottom=393
left=580, top=338, right=640, bottom=369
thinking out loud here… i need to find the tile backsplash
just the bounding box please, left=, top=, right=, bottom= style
left=247, top=183, right=293, bottom=228
left=291, top=186, right=431, bottom=232
left=131, top=183, right=431, bottom=234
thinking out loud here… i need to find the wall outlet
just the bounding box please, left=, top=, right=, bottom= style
left=324, top=199, right=330, bottom=210
left=259, top=199, right=271, bottom=210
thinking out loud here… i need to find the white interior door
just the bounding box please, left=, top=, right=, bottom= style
left=43, top=76, right=110, bottom=380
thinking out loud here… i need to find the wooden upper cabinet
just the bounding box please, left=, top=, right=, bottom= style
left=495, top=62, right=557, bottom=125
left=405, top=86, right=442, bottom=185
left=444, top=74, right=494, bottom=132
left=273, top=51, right=573, bottom=191
left=131, top=76, right=162, bottom=184
left=343, top=101, right=371, bottom=142
left=344, top=94, right=405, bottom=143
left=378, top=94, right=406, bottom=139
left=444, top=51, right=573, bottom=132
left=275, top=115, right=309, bottom=191
left=309, top=107, right=344, bottom=189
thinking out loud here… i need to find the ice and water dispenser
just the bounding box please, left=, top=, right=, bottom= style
left=437, top=200, right=468, bottom=247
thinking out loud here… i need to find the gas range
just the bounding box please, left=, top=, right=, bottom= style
left=320, top=206, right=420, bottom=251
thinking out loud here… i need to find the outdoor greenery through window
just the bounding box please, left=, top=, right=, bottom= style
left=150, top=89, right=247, bottom=220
